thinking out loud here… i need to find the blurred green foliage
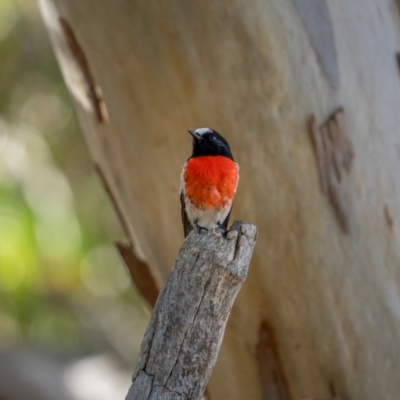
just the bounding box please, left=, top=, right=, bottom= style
left=0, top=0, right=148, bottom=361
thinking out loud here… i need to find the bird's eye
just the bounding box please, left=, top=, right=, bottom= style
left=210, top=135, right=217, bottom=141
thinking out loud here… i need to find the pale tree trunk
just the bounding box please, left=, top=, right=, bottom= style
left=39, top=1, right=400, bottom=399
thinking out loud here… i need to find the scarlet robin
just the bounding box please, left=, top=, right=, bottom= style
left=180, top=127, right=239, bottom=237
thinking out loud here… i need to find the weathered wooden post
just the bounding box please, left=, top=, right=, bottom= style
left=126, top=221, right=257, bottom=400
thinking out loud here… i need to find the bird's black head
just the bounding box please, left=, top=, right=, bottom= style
left=188, top=128, right=234, bottom=160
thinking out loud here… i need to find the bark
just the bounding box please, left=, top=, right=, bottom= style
left=126, top=221, right=257, bottom=400
left=39, top=1, right=400, bottom=399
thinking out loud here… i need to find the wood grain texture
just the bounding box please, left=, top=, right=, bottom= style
left=256, top=322, right=290, bottom=400
left=126, top=221, right=257, bottom=400
left=59, top=17, right=108, bottom=122
left=309, top=110, right=354, bottom=233
left=294, top=0, right=340, bottom=89
left=39, top=0, right=400, bottom=399
left=116, top=241, right=159, bottom=308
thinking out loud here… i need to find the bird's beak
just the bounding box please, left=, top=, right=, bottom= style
left=188, top=130, right=202, bottom=140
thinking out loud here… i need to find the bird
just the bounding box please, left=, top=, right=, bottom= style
left=180, top=127, right=239, bottom=237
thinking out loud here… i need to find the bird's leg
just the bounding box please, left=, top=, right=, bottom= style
left=195, top=223, right=208, bottom=234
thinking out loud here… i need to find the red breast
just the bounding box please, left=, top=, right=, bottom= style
left=183, top=155, right=239, bottom=209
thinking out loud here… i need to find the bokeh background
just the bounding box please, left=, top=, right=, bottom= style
left=0, top=1, right=149, bottom=399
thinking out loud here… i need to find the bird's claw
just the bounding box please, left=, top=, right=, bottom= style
left=215, top=224, right=228, bottom=237
left=196, top=223, right=208, bottom=235
left=195, top=223, right=229, bottom=237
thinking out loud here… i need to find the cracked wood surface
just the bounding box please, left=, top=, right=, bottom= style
left=126, top=221, right=257, bottom=400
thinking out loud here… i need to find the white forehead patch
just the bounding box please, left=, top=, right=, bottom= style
left=194, top=127, right=213, bottom=136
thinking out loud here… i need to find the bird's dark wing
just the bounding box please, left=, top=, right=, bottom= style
left=180, top=191, right=193, bottom=238
left=221, top=205, right=232, bottom=230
